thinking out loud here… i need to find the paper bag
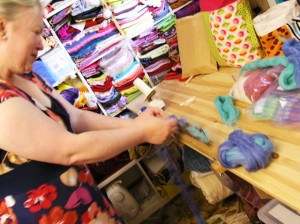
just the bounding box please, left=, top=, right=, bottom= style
left=176, top=13, right=218, bottom=78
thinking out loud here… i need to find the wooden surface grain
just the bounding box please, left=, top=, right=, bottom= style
left=153, top=67, right=300, bottom=212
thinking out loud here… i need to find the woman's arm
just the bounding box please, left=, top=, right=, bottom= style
left=0, top=97, right=177, bottom=165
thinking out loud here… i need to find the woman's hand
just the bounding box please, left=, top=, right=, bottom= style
left=133, top=107, right=178, bottom=144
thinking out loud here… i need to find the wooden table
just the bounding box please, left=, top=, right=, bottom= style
left=152, top=67, right=300, bottom=212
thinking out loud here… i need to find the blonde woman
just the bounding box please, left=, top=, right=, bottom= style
left=0, top=0, right=178, bottom=223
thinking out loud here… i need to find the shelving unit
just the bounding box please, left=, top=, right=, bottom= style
left=39, top=0, right=198, bottom=116
left=97, top=148, right=182, bottom=224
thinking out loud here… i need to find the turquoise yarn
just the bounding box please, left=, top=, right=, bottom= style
left=214, top=96, right=240, bottom=126
left=240, top=56, right=297, bottom=90
left=170, top=115, right=210, bottom=144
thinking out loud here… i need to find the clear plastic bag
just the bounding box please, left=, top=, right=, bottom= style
left=247, top=81, right=300, bottom=123
left=98, top=40, right=134, bottom=78
left=230, top=65, right=285, bottom=104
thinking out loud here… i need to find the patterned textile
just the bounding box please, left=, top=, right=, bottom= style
left=201, top=0, right=263, bottom=67
left=0, top=72, right=124, bottom=223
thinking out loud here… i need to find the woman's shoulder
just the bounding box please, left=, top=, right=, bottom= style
left=21, top=72, right=53, bottom=94
left=0, top=81, right=24, bottom=103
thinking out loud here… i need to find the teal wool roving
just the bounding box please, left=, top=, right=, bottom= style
left=214, top=95, right=240, bottom=126
left=218, top=130, right=274, bottom=172
left=170, top=115, right=209, bottom=144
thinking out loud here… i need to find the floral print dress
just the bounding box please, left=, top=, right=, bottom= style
left=0, top=72, right=124, bottom=224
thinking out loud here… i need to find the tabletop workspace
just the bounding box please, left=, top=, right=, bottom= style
left=139, top=66, right=300, bottom=213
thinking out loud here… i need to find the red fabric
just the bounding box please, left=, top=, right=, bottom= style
left=200, top=0, right=236, bottom=11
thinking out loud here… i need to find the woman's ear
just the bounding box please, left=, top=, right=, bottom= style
left=0, top=15, right=7, bottom=40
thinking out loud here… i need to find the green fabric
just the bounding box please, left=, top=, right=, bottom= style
left=156, top=14, right=176, bottom=32
left=214, top=95, right=240, bottom=126
left=201, top=12, right=228, bottom=67
left=236, top=0, right=263, bottom=51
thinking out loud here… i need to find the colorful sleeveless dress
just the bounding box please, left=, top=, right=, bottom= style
left=0, top=72, right=125, bottom=224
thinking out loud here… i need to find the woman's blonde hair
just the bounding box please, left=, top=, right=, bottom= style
left=0, top=0, right=41, bottom=21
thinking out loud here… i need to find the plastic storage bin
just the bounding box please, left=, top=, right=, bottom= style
left=258, top=199, right=300, bottom=224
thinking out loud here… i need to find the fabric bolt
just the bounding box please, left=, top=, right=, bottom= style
left=156, top=14, right=176, bottom=32
left=118, top=7, right=149, bottom=26
left=58, top=18, right=106, bottom=43
left=131, top=29, right=160, bottom=52
left=112, top=0, right=139, bottom=15
left=113, top=65, right=143, bottom=86
left=113, top=67, right=144, bottom=88
left=60, top=87, right=80, bottom=105
left=81, top=34, right=122, bottom=67
left=94, top=86, right=115, bottom=103
left=131, top=28, right=159, bottom=47
left=139, top=41, right=165, bottom=55
left=0, top=72, right=124, bottom=223
left=73, top=6, right=103, bottom=22
left=81, top=62, right=102, bottom=78
left=145, top=58, right=171, bottom=72
left=114, top=73, right=145, bottom=92
left=152, top=1, right=170, bottom=21
left=90, top=77, right=113, bottom=93
left=138, top=44, right=169, bottom=59
left=123, top=89, right=143, bottom=103
left=65, top=24, right=117, bottom=55
left=87, top=74, right=108, bottom=85
left=71, top=0, right=101, bottom=16
left=139, top=53, right=169, bottom=67
left=112, top=61, right=141, bottom=83
left=56, top=83, right=86, bottom=107
left=57, top=24, right=81, bottom=43
left=160, top=26, right=177, bottom=41
left=52, top=15, right=70, bottom=33
left=63, top=20, right=111, bottom=47
left=150, top=0, right=166, bottom=16
left=115, top=4, right=148, bottom=20
left=100, top=91, right=122, bottom=107
left=145, top=60, right=172, bottom=76
left=123, top=15, right=154, bottom=38
left=71, top=31, right=119, bottom=62
left=120, top=11, right=153, bottom=29
left=104, top=96, right=127, bottom=115
left=49, top=6, right=71, bottom=25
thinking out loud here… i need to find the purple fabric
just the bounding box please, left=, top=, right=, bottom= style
left=175, top=1, right=200, bottom=18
